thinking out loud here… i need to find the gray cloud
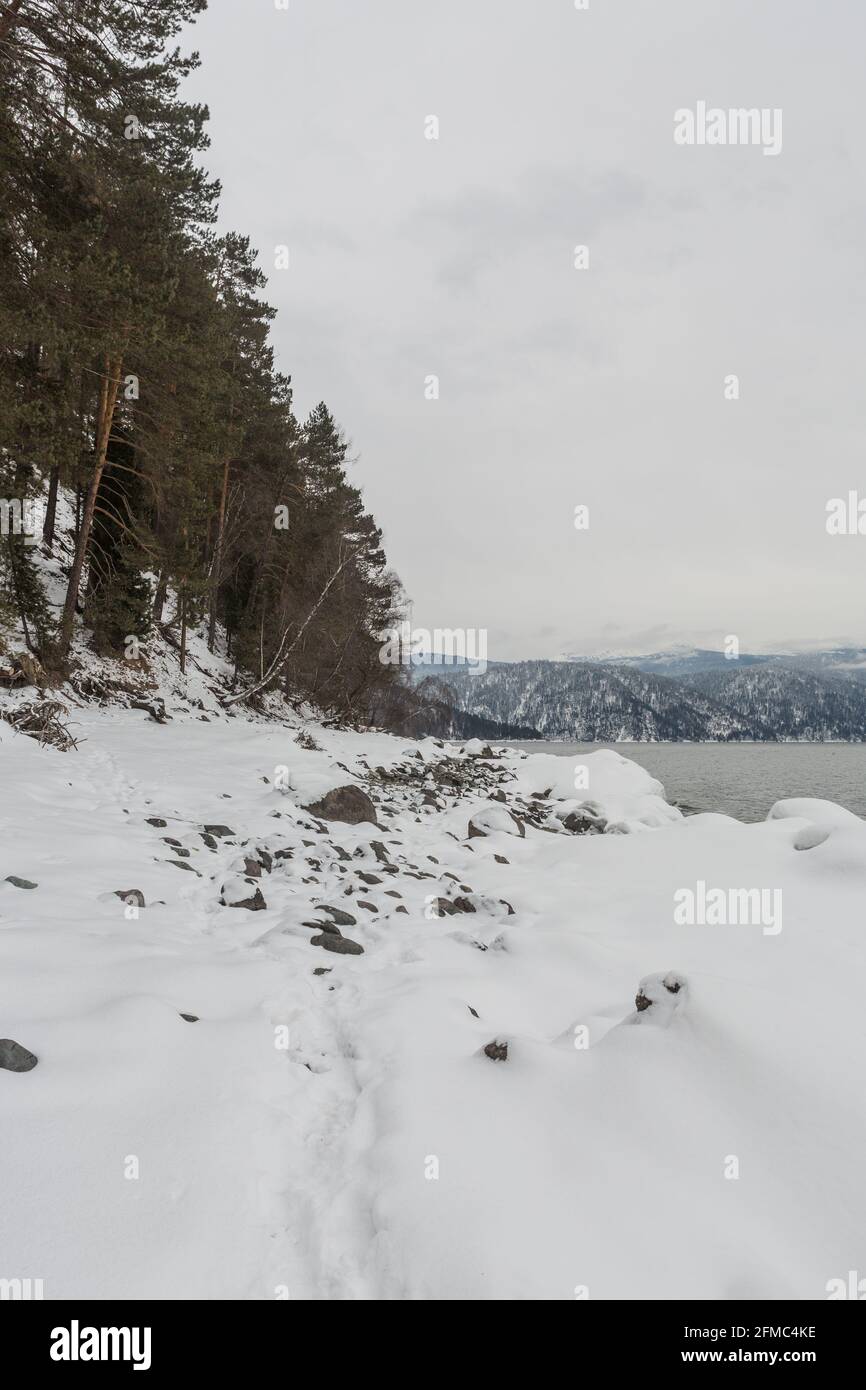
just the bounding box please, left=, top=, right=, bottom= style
left=185, top=0, right=866, bottom=660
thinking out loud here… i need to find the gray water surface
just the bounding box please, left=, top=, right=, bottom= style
left=512, top=742, right=866, bottom=822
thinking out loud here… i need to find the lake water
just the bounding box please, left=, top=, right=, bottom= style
left=513, top=742, right=866, bottom=823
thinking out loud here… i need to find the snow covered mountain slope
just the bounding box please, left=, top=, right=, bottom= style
left=436, top=659, right=866, bottom=741
left=1, top=701, right=864, bottom=1299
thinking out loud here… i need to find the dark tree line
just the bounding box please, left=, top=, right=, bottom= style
left=0, top=0, right=404, bottom=717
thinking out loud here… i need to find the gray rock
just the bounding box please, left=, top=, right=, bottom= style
left=429, top=897, right=459, bottom=917
left=203, top=824, right=234, bottom=838
left=223, top=887, right=267, bottom=911
left=317, top=905, right=357, bottom=927
left=179, top=1013, right=199, bottom=1023
left=0, top=1039, right=38, bottom=1071
left=302, top=919, right=342, bottom=936
left=561, top=809, right=605, bottom=835
left=303, top=785, right=378, bottom=827
left=483, top=1039, right=508, bottom=1062
left=114, top=889, right=145, bottom=907
left=310, top=933, right=364, bottom=955
left=5, top=876, right=37, bottom=890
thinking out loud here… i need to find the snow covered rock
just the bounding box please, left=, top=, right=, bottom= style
left=767, top=797, right=864, bottom=829
left=113, top=889, right=145, bottom=908
left=220, top=877, right=267, bottom=911
left=303, top=785, right=378, bottom=826
left=630, top=971, right=687, bottom=1027
left=468, top=806, right=525, bottom=840
left=462, top=740, right=494, bottom=758
left=558, top=805, right=606, bottom=835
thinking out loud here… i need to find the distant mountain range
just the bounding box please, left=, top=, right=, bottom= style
left=567, top=644, right=866, bottom=682
left=415, top=649, right=866, bottom=741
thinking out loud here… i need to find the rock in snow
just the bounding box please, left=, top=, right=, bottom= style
left=467, top=806, right=525, bottom=840
left=303, top=785, right=378, bottom=826
left=0, top=1039, right=38, bottom=1072
left=310, top=933, right=364, bottom=955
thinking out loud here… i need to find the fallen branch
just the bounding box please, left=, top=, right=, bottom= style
left=4, top=700, right=79, bottom=751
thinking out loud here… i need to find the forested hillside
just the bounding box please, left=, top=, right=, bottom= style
left=0, top=0, right=405, bottom=718
left=434, top=660, right=866, bottom=741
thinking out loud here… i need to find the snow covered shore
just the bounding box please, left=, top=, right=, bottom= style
left=1, top=697, right=864, bottom=1300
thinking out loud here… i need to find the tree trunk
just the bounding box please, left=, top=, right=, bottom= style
left=207, top=456, right=231, bottom=652
left=179, top=590, right=187, bottom=674
left=42, top=466, right=59, bottom=547
left=5, top=536, right=34, bottom=655
left=58, top=351, right=123, bottom=658
left=152, top=570, right=168, bottom=622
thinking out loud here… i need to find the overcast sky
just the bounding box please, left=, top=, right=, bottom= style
left=183, top=0, right=866, bottom=660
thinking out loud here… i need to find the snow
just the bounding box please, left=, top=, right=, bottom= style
left=2, top=681, right=865, bottom=1299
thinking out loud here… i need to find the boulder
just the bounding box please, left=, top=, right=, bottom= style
left=303, top=785, right=378, bottom=826
left=317, top=905, right=357, bottom=926
left=468, top=806, right=525, bottom=840
left=631, top=971, right=687, bottom=1027
left=114, top=889, right=145, bottom=908
left=222, top=885, right=267, bottom=911
left=0, top=1039, right=38, bottom=1072
left=558, top=802, right=607, bottom=835
left=463, top=740, right=494, bottom=758
left=310, top=933, right=364, bottom=955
